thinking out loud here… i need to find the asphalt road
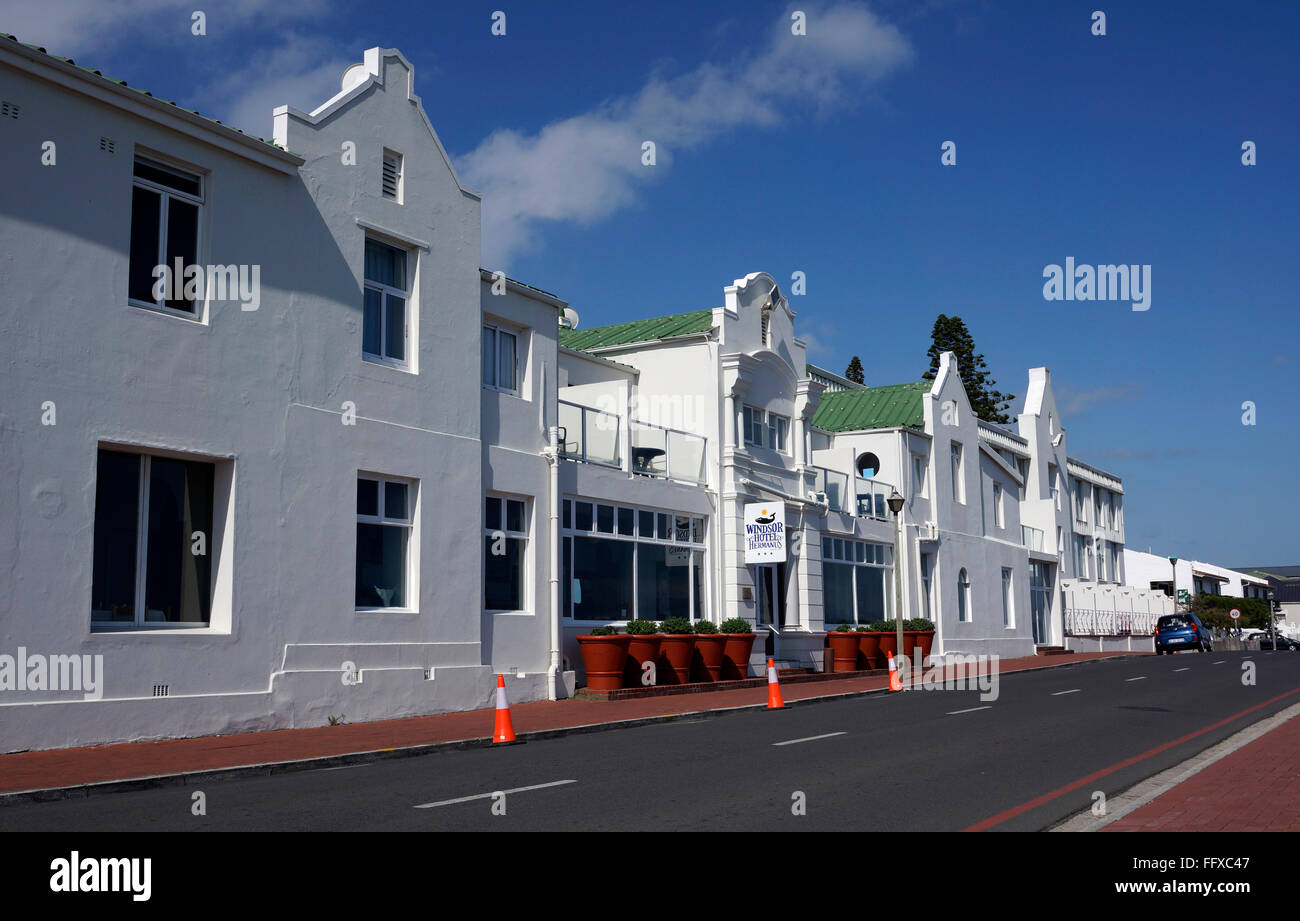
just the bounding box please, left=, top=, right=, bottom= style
left=3, top=650, right=1298, bottom=832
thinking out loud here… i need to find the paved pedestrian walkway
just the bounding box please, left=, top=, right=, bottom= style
left=0, top=651, right=1134, bottom=797
left=1102, top=707, right=1300, bottom=832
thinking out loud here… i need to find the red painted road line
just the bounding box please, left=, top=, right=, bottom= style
left=961, top=685, right=1300, bottom=832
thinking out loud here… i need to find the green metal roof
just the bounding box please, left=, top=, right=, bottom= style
left=559, top=308, right=714, bottom=351
left=3, top=34, right=289, bottom=152
left=811, top=381, right=931, bottom=432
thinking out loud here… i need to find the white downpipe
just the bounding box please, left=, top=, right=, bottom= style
left=542, top=363, right=562, bottom=701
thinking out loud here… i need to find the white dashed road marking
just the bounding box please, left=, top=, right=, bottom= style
left=773, top=732, right=847, bottom=747
left=415, top=779, right=577, bottom=809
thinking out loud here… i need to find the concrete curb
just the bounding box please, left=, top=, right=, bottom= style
left=0, top=652, right=1145, bottom=807
left=1049, top=697, right=1300, bottom=832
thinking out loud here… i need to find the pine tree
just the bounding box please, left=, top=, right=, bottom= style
left=921, top=314, right=1016, bottom=424
left=844, top=355, right=865, bottom=384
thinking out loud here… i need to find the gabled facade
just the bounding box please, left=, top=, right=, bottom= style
left=1, top=40, right=1176, bottom=752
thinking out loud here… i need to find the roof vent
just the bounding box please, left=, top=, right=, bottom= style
left=560, top=307, right=580, bottom=330
left=1, top=101, right=20, bottom=119
left=99, top=136, right=115, bottom=153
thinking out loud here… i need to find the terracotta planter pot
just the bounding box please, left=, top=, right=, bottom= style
left=576, top=634, right=631, bottom=690
left=856, top=631, right=882, bottom=670
left=916, top=630, right=935, bottom=664
left=877, top=632, right=898, bottom=661
left=903, top=631, right=923, bottom=664
left=658, top=635, right=696, bottom=685
left=721, top=633, right=756, bottom=680
left=692, top=634, right=727, bottom=682
left=826, top=631, right=860, bottom=673
left=624, top=635, right=662, bottom=687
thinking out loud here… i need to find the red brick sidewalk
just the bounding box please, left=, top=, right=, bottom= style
left=1103, top=709, right=1300, bottom=832
left=0, top=651, right=1135, bottom=796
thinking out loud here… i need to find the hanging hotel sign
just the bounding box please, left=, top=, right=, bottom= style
left=744, top=501, right=786, bottom=564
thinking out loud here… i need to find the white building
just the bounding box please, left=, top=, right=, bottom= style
left=0, top=39, right=1170, bottom=752
left=1124, top=551, right=1270, bottom=605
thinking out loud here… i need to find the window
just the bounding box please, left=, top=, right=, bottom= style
left=128, top=156, right=203, bottom=314
left=821, top=535, right=892, bottom=625
left=1075, top=481, right=1088, bottom=522
left=91, top=448, right=214, bottom=627
left=1002, top=568, right=1013, bottom=626
left=856, top=453, right=880, bottom=478
left=356, top=474, right=414, bottom=609
left=485, top=494, right=529, bottom=611
left=993, top=482, right=1004, bottom=528
left=482, top=323, right=518, bottom=393
left=912, top=453, right=927, bottom=498
left=563, top=499, right=706, bottom=622
left=950, top=443, right=964, bottom=503
left=958, top=568, right=971, bottom=622
left=363, top=237, right=410, bottom=367
left=919, top=553, right=933, bottom=620
left=743, top=405, right=762, bottom=447
left=381, top=148, right=403, bottom=202
left=767, top=413, right=790, bottom=453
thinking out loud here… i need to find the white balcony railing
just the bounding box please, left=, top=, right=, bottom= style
left=629, top=419, right=707, bottom=485
left=559, top=400, right=621, bottom=467
left=855, top=477, right=893, bottom=520
left=1021, top=524, right=1045, bottom=552
left=1064, top=608, right=1158, bottom=637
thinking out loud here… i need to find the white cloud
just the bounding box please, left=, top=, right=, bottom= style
left=1056, top=383, right=1143, bottom=416
left=461, top=2, right=913, bottom=269
left=199, top=33, right=351, bottom=141
left=3, top=0, right=327, bottom=56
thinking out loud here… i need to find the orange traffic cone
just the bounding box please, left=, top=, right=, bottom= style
left=492, top=674, right=517, bottom=743
left=766, top=657, right=786, bottom=709
left=888, top=651, right=903, bottom=692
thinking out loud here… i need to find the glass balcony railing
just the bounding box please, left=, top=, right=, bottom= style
left=855, top=477, right=892, bottom=520
left=1022, top=524, right=1045, bottom=551
left=629, top=420, right=707, bottom=485
left=811, top=467, right=849, bottom=512
left=559, top=400, right=621, bottom=467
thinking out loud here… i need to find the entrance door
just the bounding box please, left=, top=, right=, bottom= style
left=1030, top=562, right=1054, bottom=645
left=755, top=563, right=787, bottom=627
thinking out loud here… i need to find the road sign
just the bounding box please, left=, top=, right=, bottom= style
left=1230, top=609, right=1241, bottom=620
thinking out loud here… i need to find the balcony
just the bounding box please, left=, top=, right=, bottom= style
left=1022, top=524, right=1045, bottom=552
left=810, top=468, right=894, bottom=521
left=559, top=400, right=708, bottom=485
left=629, top=419, right=707, bottom=485
left=559, top=399, right=621, bottom=467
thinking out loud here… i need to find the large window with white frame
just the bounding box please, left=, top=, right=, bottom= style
left=362, top=237, right=411, bottom=368
left=356, top=474, right=415, bottom=609
left=822, top=535, right=893, bottom=625
left=741, top=405, right=789, bottom=453
left=482, top=323, right=519, bottom=394
left=91, top=447, right=215, bottom=628
left=128, top=155, right=204, bottom=315
left=912, top=453, right=927, bottom=498
left=993, top=481, right=1004, bottom=528
left=562, top=499, right=706, bottom=622
left=484, top=494, right=529, bottom=612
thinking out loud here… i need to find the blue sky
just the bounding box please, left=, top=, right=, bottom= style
left=6, top=0, right=1297, bottom=565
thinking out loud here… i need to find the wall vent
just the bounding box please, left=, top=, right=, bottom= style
left=381, top=148, right=402, bottom=202
left=1, top=101, right=20, bottom=119
left=152, top=684, right=169, bottom=697
left=99, top=136, right=116, bottom=153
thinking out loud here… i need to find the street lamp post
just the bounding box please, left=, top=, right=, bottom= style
left=1268, top=590, right=1277, bottom=647
left=888, top=489, right=906, bottom=665
left=1168, top=556, right=1179, bottom=611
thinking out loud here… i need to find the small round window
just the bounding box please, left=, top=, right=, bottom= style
left=856, top=452, right=880, bottom=478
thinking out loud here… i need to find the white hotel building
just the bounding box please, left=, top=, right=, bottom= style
left=0, top=42, right=1169, bottom=751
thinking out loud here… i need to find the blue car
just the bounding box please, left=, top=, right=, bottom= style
left=1154, top=613, right=1213, bottom=654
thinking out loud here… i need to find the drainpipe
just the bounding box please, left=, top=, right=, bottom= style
left=541, top=362, right=562, bottom=701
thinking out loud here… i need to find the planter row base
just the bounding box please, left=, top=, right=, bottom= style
left=576, top=633, right=757, bottom=691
